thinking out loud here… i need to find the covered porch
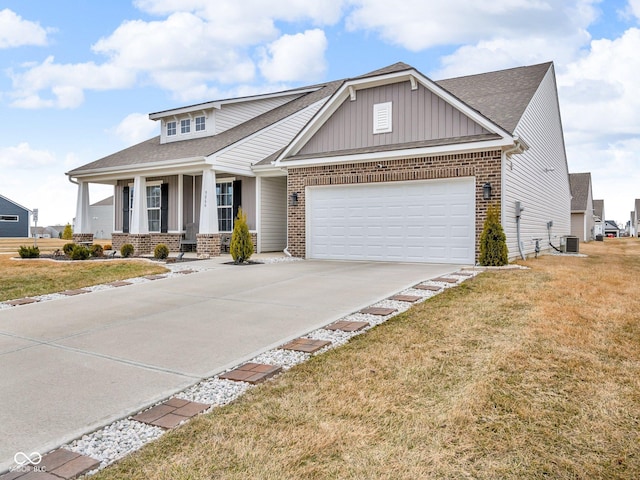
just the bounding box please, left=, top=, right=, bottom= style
left=71, top=167, right=274, bottom=256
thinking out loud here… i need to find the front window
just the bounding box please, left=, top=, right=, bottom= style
left=195, top=116, right=206, bottom=131
left=166, top=121, right=176, bottom=136
left=216, top=182, right=233, bottom=231
left=181, top=119, right=191, bottom=134
left=0, top=215, right=18, bottom=222
left=146, top=185, right=161, bottom=232
left=128, top=184, right=162, bottom=232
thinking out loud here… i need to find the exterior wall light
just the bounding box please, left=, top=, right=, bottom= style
left=289, top=192, right=299, bottom=206
left=483, top=182, right=492, bottom=200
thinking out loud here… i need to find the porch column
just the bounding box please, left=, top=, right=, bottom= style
left=197, top=168, right=221, bottom=256
left=130, top=175, right=149, bottom=234
left=199, top=169, right=219, bottom=234
left=74, top=181, right=91, bottom=234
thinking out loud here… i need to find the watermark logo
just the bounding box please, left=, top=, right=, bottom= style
left=11, top=451, right=45, bottom=473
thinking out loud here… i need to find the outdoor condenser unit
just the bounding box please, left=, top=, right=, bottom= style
left=565, top=236, right=579, bottom=253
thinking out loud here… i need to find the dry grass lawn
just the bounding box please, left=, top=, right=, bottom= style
left=0, top=239, right=167, bottom=302
left=92, top=238, right=640, bottom=479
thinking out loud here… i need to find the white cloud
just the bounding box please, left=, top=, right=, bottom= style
left=7, top=1, right=344, bottom=108
left=628, top=0, right=640, bottom=19
left=0, top=9, right=50, bottom=49
left=346, top=0, right=598, bottom=51
left=558, top=28, right=640, bottom=141
left=259, top=29, right=328, bottom=83
left=0, top=142, right=56, bottom=168
left=9, top=56, right=135, bottom=108
left=110, top=113, right=159, bottom=146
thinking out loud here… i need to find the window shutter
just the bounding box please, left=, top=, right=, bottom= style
left=122, top=186, right=129, bottom=233
left=232, top=180, right=242, bottom=222
left=160, top=183, right=169, bottom=233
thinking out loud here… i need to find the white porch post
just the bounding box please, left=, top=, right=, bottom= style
left=74, top=181, right=91, bottom=234
left=199, top=169, right=219, bottom=234
left=130, top=175, right=149, bottom=234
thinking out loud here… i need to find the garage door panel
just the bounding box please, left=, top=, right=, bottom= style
left=307, top=178, right=475, bottom=263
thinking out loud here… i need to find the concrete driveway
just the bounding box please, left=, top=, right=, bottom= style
left=0, top=258, right=462, bottom=472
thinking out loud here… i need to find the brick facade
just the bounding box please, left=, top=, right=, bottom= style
left=287, top=150, right=502, bottom=260
left=72, top=233, right=94, bottom=244
left=111, top=233, right=181, bottom=255
left=197, top=233, right=221, bottom=257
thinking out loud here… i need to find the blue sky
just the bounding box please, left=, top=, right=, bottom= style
left=1, top=0, right=639, bottom=227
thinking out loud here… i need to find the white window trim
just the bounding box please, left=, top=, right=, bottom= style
left=216, top=180, right=233, bottom=232
left=195, top=116, right=206, bottom=132
left=166, top=120, right=177, bottom=136
left=128, top=181, right=163, bottom=233
left=181, top=118, right=191, bottom=134
left=0, top=214, right=19, bottom=222
left=373, top=101, right=392, bottom=134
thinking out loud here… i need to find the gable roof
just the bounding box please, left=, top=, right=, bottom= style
left=436, top=62, right=552, bottom=134
left=0, top=194, right=31, bottom=213
left=68, top=61, right=552, bottom=177
left=569, top=172, right=592, bottom=212
left=593, top=199, right=604, bottom=221
left=67, top=81, right=343, bottom=176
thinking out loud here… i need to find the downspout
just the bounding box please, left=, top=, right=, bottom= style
left=515, top=201, right=526, bottom=260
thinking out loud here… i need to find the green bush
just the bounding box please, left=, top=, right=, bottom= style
left=479, top=204, right=509, bottom=266
left=62, top=223, right=73, bottom=240
left=154, top=243, right=169, bottom=259
left=120, top=243, right=134, bottom=258
left=70, top=245, right=90, bottom=260
left=63, top=243, right=75, bottom=255
left=230, top=207, right=254, bottom=264
left=18, top=245, right=40, bottom=258
left=90, top=244, right=104, bottom=257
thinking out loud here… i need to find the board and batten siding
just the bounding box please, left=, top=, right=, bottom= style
left=299, top=81, right=489, bottom=156
left=215, top=94, right=302, bottom=134
left=0, top=196, right=29, bottom=237
left=258, top=176, right=287, bottom=252
left=503, top=66, right=571, bottom=259
left=215, top=99, right=327, bottom=173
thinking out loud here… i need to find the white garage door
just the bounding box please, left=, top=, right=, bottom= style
left=307, top=178, right=475, bottom=263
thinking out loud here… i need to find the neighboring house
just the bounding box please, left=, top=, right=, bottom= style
left=569, top=172, right=595, bottom=242
left=0, top=194, right=31, bottom=238
left=633, top=199, right=640, bottom=237
left=90, top=196, right=114, bottom=240
left=593, top=199, right=605, bottom=237
left=604, top=220, right=620, bottom=237
left=31, top=225, right=64, bottom=238
left=66, top=62, right=571, bottom=263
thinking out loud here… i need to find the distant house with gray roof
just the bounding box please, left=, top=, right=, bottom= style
left=593, top=199, right=605, bottom=237
left=569, top=172, right=595, bottom=242
left=66, top=62, right=571, bottom=262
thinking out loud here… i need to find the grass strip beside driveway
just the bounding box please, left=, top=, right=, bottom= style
left=0, top=255, right=168, bottom=302
left=89, top=239, right=640, bottom=479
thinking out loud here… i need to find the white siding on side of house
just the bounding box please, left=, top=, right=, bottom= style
left=503, top=66, right=571, bottom=259
left=258, top=176, right=287, bottom=252
left=215, top=99, right=327, bottom=174
left=215, top=94, right=302, bottom=134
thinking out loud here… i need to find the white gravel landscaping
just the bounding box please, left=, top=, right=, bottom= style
left=176, top=377, right=253, bottom=406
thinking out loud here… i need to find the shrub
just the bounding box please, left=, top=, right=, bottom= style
left=63, top=243, right=75, bottom=255
left=479, top=204, right=509, bottom=266
left=62, top=223, right=73, bottom=240
left=18, top=245, right=40, bottom=258
left=70, top=245, right=90, bottom=260
left=154, top=244, right=169, bottom=259
left=120, top=243, right=134, bottom=258
left=90, top=244, right=104, bottom=257
left=230, top=207, right=254, bottom=264
left=103, top=244, right=112, bottom=251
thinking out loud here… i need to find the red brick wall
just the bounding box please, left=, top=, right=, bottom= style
left=287, top=150, right=502, bottom=260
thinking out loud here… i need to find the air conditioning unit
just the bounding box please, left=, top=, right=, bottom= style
left=565, top=236, right=579, bottom=253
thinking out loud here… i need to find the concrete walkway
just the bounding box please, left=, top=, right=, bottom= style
left=0, top=258, right=462, bottom=473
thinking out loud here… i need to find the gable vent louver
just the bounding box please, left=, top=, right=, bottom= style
left=373, top=102, right=392, bottom=134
